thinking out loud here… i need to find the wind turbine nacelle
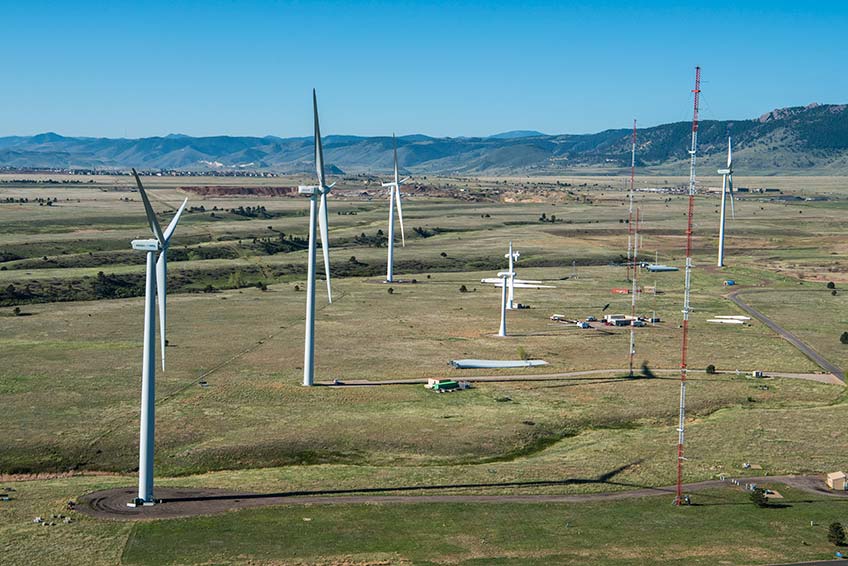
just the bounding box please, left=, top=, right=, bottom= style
left=298, top=186, right=318, bottom=196
left=497, top=271, right=515, bottom=278
left=131, top=239, right=160, bottom=252
left=717, top=169, right=730, bottom=175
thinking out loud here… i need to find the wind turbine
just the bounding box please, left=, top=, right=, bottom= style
left=505, top=241, right=520, bottom=309
left=128, top=169, right=188, bottom=507
left=298, top=89, right=334, bottom=387
left=717, top=136, right=734, bottom=267
left=382, top=134, right=409, bottom=283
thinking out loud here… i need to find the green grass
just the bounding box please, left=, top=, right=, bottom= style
left=120, top=487, right=848, bottom=566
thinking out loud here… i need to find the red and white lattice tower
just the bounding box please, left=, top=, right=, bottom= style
left=675, top=66, right=701, bottom=506
left=627, top=120, right=639, bottom=377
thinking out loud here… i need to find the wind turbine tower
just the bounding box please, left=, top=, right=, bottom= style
left=505, top=241, right=520, bottom=309
left=382, top=135, right=409, bottom=283
left=675, top=66, right=701, bottom=506
left=717, top=136, right=735, bottom=267
left=128, top=170, right=187, bottom=506
left=497, top=270, right=513, bottom=337
left=298, top=89, right=334, bottom=387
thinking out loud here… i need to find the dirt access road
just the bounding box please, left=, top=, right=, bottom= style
left=78, top=475, right=846, bottom=522
left=727, top=289, right=844, bottom=382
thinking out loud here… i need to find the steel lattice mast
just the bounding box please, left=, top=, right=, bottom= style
left=627, top=120, right=639, bottom=377
left=675, top=66, right=701, bottom=506
left=626, top=121, right=636, bottom=282
left=628, top=208, right=640, bottom=377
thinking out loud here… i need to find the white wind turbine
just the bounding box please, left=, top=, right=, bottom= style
left=298, top=89, right=334, bottom=387
left=128, top=169, right=187, bottom=507
left=717, top=136, right=735, bottom=267
left=382, top=134, right=409, bottom=283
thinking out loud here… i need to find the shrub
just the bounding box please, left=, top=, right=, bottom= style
left=705, top=364, right=716, bottom=374
left=440, top=252, right=448, bottom=258
left=829, top=522, right=846, bottom=546
left=12, top=306, right=21, bottom=316
left=749, top=488, right=769, bottom=508
left=459, top=285, right=468, bottom=293
left=387, top=287, right=394, bottom=295
left=827, top=281, right=836, bottom=289
left=517, top=346, right=529, bottom=360
left=840, top=331, right=848, bottom=345
left=833, top=290, right=838, bottom=296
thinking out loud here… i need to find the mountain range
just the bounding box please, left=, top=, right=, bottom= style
left=2, top=103, right=848, bottom=175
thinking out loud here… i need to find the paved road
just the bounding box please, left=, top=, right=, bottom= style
left=78, top=474, right=848, bottom=522
left=727, top=289, right=845, bottom=382
left=317, top=368, right=842, bottom=387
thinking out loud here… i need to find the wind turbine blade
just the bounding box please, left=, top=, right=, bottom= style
left=318, top=192, right=332, bottom=303
left=133, top=169, right=164, bottom=244
left=313, top=89, right=326, bottom=188
left=395, top=183, right=405, bottom=247
left=728, top=175, right=735, bottom=220
left=727, top=136, right=733, bottom=168
left=392, top=134, right=399, bottom=186
left=163, top=198, right=188, bottom=243
left=399, top=177, right=410, bottom=185
left=156, top=252, right=167, bottom=370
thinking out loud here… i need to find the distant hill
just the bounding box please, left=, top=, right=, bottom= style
left=487, top=130, right=547, bottom=140
left=2, top=103, right=848, bottom=175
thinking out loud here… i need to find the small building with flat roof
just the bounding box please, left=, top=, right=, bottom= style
left=826, top=471, right=846, bottom=490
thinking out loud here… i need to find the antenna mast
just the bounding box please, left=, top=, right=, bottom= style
left=675, top=66, right=700, bottom=506
left=628, top=120, right=638, bottom=377
left=626, top=121, right=636, bottom=281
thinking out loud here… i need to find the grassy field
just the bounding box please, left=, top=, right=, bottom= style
left=1, top=173, right=847, bottom=564
left=4, top=476, right=848, bottom=565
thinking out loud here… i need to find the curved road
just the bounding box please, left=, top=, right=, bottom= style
left=78, top=474, right=847, bottom=521
left=727, top=289, right=844, bottom=382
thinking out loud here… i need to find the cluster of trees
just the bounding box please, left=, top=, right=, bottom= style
left=413, top=227, right=435, bottom=238
left=1, top=271, right=146, bottom=306
left=538, top=212, right=558, bottom=223
left=354, top=230, right=388, bottom=247
left=2, top=197, right=37, bottom=204
left=245, top=232, right=307, bottom=255
left=92, top=271, right=144, bottom=299
left=228, top=205, right=274, bottom=219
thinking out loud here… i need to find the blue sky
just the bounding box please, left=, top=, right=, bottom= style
left=2, top=1, right=846, bottom=138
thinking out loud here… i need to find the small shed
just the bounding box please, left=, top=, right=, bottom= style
left=826, top=471, right=847, bottom=490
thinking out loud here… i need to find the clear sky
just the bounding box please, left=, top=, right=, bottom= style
left=2, top=1, right=846, bottom=138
